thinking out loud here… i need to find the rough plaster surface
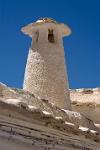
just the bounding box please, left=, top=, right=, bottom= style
left=0, top=118, right=100, bottom=150
left=0, top=83, right=97, bottom=130
left=0, top=83, right=100, bottom=149
left=0, top=103, right=100, bottom=150
left=23, top=25, right=71, bottom=110
left=70, top=88, right=100, bottom=124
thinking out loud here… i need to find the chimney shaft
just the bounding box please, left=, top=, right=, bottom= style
left=22, top=18, right=71, bottom=110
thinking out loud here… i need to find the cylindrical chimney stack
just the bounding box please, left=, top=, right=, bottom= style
left=22, top=18, right=71, bottom=110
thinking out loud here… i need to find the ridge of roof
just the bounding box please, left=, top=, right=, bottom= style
left=0, top=98, right=100, bottom=143
left=0, top=82, right=100, bottom=139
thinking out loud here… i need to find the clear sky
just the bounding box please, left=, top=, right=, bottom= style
left=0, top=0, right=100, bottom=89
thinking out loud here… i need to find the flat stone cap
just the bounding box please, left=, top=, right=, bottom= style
left=36, top=17, right=58, bottom=24
left=21, top=17, right=71, bottom=37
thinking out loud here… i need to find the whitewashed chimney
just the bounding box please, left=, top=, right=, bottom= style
left=21, top=18, right=71, bottom=110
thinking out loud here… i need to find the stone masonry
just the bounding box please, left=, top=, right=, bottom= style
left=22, top=18, right=71, bottom=110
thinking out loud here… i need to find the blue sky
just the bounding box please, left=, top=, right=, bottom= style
left=0, top=0, right=100, bottom=89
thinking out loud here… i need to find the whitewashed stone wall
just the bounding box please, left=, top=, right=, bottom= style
left=23, top=26, right=71, bottom=110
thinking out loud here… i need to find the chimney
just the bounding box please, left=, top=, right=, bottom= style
left=21, top=18, right=71, bottom=110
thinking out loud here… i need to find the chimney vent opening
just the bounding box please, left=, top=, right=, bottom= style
left=48, top=29, right=55, bottom=43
